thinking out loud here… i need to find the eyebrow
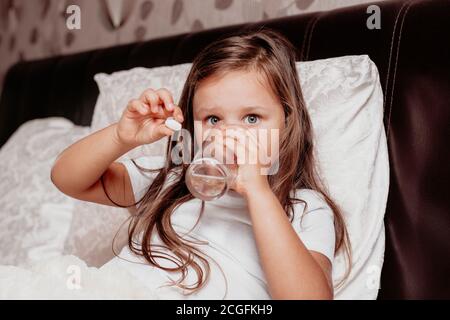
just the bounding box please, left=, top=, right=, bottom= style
left=196, top=105, right=267, bottom=116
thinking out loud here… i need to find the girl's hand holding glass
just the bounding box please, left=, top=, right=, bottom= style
left=186, top=126, right=271, bottom=201
left=221, top=127, right=271, bottom=198
left=114, top=88, right=184, bottom=149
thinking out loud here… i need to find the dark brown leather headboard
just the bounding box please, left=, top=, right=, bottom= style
left=0, top=0, right=448, bottom=299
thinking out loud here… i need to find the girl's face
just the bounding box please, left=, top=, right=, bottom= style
left=192, top=70, right=285, bottom=165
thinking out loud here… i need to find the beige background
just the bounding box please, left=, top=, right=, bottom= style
left=0, top=0, right=382, bottom=95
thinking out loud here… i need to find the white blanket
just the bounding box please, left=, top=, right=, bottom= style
left=0, top=255, right=159, bottom=300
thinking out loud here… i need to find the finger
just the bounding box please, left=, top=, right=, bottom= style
left=225, top=129, right=258, bottom=164
left=156, top=123, right=175, bottom=137
left=141, top=90, right=174, bottom=119
left=141, top=89, right=162, bottom=113
left=204, top=134, right=225, bottom=160
left=224, top=128, right=255, bottom=152
left=225, top=129, right=273, bottom=170
left=203, top=133, right=227, bottom=163
left=223, top=136, right=243, bottom=165
left=237, top=128, right=259, bottom=150
left=249, top=128, right=272, bottom=164
left=211, top=136, right=238, bottom=164
left=128, top=99, right=148, bottom=116
left=172, top=105, right=184, bottom=123
left=156, top=88, right=175, bottom=112
left=210, top=130, right=244, bottom=164
left=245, top=128, right=266, bottom=159
left=217, top=134, right=246, bottom=165
left=249, top=130, right=273, bottom=167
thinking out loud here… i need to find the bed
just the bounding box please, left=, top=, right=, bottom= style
left=0, top=0, right=449, bottom=299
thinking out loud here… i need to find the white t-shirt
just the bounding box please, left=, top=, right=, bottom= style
left=105, top=156, right=336, bottom=300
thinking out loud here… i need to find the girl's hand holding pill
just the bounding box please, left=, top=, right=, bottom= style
left=114, top=88, right=184, bottom=148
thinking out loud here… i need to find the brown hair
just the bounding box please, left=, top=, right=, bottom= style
left=105, top=27, right=351, bottom=296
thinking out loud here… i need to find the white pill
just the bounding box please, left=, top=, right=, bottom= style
left=164, top=117, right=182, bottom=131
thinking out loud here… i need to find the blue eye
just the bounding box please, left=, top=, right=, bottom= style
left=206, top=116, right=219, bottom=126
left=244, top=114, right=259, bottom=125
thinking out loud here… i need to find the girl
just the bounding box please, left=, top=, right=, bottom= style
left=51, top=28, right=351, bottom=300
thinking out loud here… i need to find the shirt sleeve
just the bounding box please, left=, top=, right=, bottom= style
left=118, top=155, right=166, bottom=202
left=290, top=189, right=336, bottom=264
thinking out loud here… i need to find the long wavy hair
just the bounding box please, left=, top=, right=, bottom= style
left=104, top=27, right=351, bottom=297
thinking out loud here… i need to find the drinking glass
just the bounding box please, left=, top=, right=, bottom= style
left=185, top=132, right=238, bottom=201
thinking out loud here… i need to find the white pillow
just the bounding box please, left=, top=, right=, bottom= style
left=299, top=56, right=389, bottom=299
left=0, top=118, right=91, bottom=267
left=90, top=55, right=389, bottom=299
left=63, top=200, right=130, bottom=268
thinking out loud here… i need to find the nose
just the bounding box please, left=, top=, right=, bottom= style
left=202, top=123, right=246, bottom=142
left=217, top=122, right=245, bottom=132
